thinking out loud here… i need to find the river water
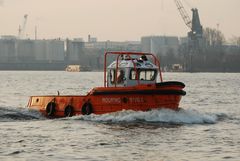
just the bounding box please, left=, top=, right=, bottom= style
left=0, top=71, right=239, bottom=161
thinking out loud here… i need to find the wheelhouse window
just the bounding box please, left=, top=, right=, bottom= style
left=130, top=69, right=157, bottom=81
left=108, top=69, right=125, bottom=84
left=109, top=69, right=115, bottom=84
left=130, top=70, right=137, bottom=80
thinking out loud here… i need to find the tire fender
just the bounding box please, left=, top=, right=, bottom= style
left=46, top=102, right=56, bottom=117
left=64, top=105, right=74, bottom=117
left=81, top=103, right=93, bottom=115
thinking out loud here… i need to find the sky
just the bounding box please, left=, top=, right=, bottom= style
left=0, top=0, right=239, bottom=41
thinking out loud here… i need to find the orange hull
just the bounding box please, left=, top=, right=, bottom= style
left=28, top=81, right=186, bottom=118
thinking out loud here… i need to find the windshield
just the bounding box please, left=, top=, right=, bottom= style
left=130, top=69, right=157, bottom=81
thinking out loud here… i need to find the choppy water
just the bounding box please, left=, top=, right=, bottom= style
left=0, top=71, right=239, bottom=161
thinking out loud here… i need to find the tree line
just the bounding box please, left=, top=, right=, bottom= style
left=157, top=28, right=240, bottom=72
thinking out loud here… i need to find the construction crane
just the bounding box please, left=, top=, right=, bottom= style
left=18, top=14, right=28, bottom=39
left=174, top=0, right=203, bottom=72
left=174, top=0, right=203, bottom=39
left=174, top=0, right=192, bottom=29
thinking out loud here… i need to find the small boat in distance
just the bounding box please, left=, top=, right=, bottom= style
left=65, top=65, right=92, bottom=72
left=65, top=65, right=80, bottom=72
left=28, top=51, right=186, bottom=118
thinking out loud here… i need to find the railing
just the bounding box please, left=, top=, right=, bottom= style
left=104, top=51, right=163, bottom=87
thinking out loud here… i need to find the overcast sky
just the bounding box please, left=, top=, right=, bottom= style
left=0, top=0, right=239, bottom=41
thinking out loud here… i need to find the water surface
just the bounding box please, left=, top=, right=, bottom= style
left=0, top=71, right=239, bottom=161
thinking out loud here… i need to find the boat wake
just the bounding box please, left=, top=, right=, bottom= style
left=0, top=106, right=44, bottom=122
left=73, top=108, right=225, bottom=125
left=0, top=106, right=229, bottom=125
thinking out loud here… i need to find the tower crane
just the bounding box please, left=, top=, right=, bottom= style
left=18, top=14, right=28, bottom=39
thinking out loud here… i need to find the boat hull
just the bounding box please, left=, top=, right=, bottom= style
left=27, top=81, right=186, bottom=118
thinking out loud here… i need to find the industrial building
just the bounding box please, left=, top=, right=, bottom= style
left=0, top=35, right=183, bottom=71
left=84, top=40, right=141, bottom=51
left=0, top=38, right=66, bottom=70
left=141, top=36, right=180, bottom=56
left=66, top=39, right=84, bottom=62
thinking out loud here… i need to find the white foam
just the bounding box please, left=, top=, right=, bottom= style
left=0, top=106, right=45, bottom=121
left=75, top=108, right=218, bottom=124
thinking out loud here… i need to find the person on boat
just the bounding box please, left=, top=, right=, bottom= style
left=140, top=55, right=148, bottom=61
left=117, top=70, right=125, bottom=84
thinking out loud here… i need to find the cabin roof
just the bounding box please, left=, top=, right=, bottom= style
left=107, top=59, right=158, bottom=69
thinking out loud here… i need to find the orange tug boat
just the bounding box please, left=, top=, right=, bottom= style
left=27, top=51, right=186, bottom=118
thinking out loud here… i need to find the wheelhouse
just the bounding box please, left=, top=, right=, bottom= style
left=104, top=52, right=162, bottom=87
